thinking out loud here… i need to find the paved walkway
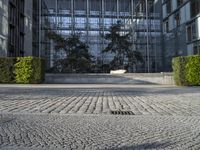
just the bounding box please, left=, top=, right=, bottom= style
left=0, top=84, right=200, bottom=150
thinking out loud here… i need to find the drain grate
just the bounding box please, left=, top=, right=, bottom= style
left=111, top=110, right=135, bottom=115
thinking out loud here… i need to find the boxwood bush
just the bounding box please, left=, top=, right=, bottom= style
left=172, top=55, right=200, bottom=86
left=185, top=55, right=200, bottom=86
left=14, top=57, right=45, bottom=84
left=0, top=57, right=16, bottom=83
left=172, top=56, right=188, bottom=86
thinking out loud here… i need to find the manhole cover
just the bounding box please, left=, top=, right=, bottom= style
left=111, top=110, right=135, bottom=115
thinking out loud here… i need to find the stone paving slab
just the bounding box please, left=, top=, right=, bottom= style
left=0, top=114, right=200, bottom=150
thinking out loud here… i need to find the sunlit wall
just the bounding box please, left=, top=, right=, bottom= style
left=0, top=0, right=8, bottom=57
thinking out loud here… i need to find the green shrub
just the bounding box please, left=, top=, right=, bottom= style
left=185, top=55, right=200, bottom=86
left=172, top=55, right=200, bottom=86
left=0, top=57, right=16, bottom=83
left=14, top=56, right=45, bottom=84
left=172, top=56, right=188, bottom=86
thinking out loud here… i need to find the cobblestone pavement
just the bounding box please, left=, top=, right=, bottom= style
left=0, top=84, right=200, bottom=150
left=0, top=84, right=200, bottom=116
left=0, top=114, right=200, bottom=150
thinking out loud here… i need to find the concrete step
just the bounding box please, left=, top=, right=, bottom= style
left=45, top=73, right=174, bottom=85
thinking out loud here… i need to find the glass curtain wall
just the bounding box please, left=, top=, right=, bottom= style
left=32, top=0, right=40, bottom=57
left=128, top=0, right=162, bottom=72
left=41, top=0, right=133, bottom=72
left=40, top=0, right=162, bottom=73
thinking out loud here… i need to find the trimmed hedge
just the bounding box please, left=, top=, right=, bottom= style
left=0, top=56, right=45, bottom=84
left=0, top=57, right=16, bottom=83
left=172, top=56, right=188, bottom=86
left=14, top=57, right=45, bottom=84
left=172, top=55, right=200, bottom=86
left=185, top=55, right=200, bottom=85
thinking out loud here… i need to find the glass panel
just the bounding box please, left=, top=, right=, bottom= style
left=75, top=17, right=86, bottom=28
left=43, top=0, right=56, bottom=14
left=57, top=17, right=71, bottom=28
left=90, top=0, right=101, bottom=15
left=192, top=22, right=196, bottom=40
left=119, top=0, right=131, bottom=13
left=57, top=30, right=71, bottom=37
left=90, top=0, right=101, bottom=11
left=74, top=0, right=86, bottom=13
left=89, top=17, right=100, bottom=29
left=57, top=0, right=71, bottom=14
left=105, top=0, right=117, bottom=15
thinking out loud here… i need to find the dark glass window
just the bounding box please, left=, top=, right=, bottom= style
left=9, top=27, right=15, bottom=45
left=8, top=0, right=25, bottom=57
left=191, top=0, right=200, bottom=18
left=43, top=0, right=56, bottom=14
left=9, top=3, right=15, bottom=25
left=19, top=35, right=24, bottom=56
left=58, top=0, right=71, bottom=14
left=119, top=0, right=131, bottom=12
left=20, top=15, right=24, bottom=33
left=187, top=21, right=197, bottom=42
left=174, top=12, right=180, bottom=27
left=187, top=26, right=192, bottom=42
left=164, top=21, right=169, bottom=33
left=19, top=0, right=24, bottom=12
left=177, top=0, right=184, bottom=6
left=193, top=44, right=200, bottom=55
left=74, top=0, right=86, bottom=11
left=191, top=23, right=197, bottom=40
left=90, top=0, right=101, bottom=11
left=148, top=1, right=154, bottom=13
left=105, top=0, right=117, bottom=12
left=166, top=0, right=171, bottom=14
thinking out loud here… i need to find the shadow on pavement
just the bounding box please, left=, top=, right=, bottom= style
left=107, top=141, right=173, bottom=150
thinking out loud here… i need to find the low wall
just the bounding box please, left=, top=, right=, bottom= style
left=45, top=73, right=175, bottom=85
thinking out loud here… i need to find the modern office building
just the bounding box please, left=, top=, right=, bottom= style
left=0, top=0, right=163, bottom=72
left=0, top=0, right=40, bottom=57
left=128, top=0, right=162, bottom=72
left=41, top=0, right=135, bottom=70
left=41, top=0, right=163, bottom=72
left=162, top=0, right=200, bottom=71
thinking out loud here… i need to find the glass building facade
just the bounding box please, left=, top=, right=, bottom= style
left=0, top=0, right=41, bottom=57
left=0, top=0, right=163, bottom=72
left=130, top=0, right=162, bottom=72
left=162, top=0, right=200, bottom=71
left=41, top=0, right=132, bottom=71
left=3, top=0, right=200, bottom=73
left=40, top=0, right=162, bottom=72
left=7, top=0, right=25, bottom=57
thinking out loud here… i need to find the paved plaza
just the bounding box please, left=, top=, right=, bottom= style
left=0, top=84, right=200, bottom=150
